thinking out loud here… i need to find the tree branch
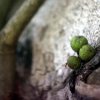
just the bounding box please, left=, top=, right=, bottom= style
left=0, top=0, right=45, bottom=46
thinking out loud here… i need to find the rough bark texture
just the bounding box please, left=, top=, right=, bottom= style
left=30, top=0, right=100, bottom=85
left=19, top=0, right=100, bottom=99
left=29, top=0, right=70, bottom=86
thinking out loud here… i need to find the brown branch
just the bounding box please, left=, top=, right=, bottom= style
left=79, top=48, right=100, bottom=82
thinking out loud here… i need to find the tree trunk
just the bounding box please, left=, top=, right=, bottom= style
left=0, top=45, right=15, bottom=99
left=0, top=0, right=45, bottom=99
left=24, top=0, right=100, bottom=99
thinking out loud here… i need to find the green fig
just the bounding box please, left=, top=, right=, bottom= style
left=79, top=44, right=95, bottom=61
left=67, top=56, right=81, bottom=69
left=71, top=36, right=88, bottom=52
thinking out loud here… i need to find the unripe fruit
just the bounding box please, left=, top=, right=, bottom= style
left=67, top=56, right=81, bottom=69
left=79, top=44, right=95, bottom=61
left=71, top=36, right=88, bottom=52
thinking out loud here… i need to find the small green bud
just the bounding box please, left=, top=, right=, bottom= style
left=71, top=36, right=88, bottom=52
left=79, top=44, right=95, bottom=61
left=67, top=56, right=81, bottom=69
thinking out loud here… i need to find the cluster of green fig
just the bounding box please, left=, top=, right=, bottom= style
left=67, top=36, right=96, bottom=69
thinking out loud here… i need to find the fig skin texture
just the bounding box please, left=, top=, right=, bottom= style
left=67, top=56, right=81, bottom=69
left=79, top=44, right=95, bottom=61
left=71, top=36, right=88, bottom=52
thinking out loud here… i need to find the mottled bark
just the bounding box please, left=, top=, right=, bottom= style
left=23, top=0, right=100, bottom=99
